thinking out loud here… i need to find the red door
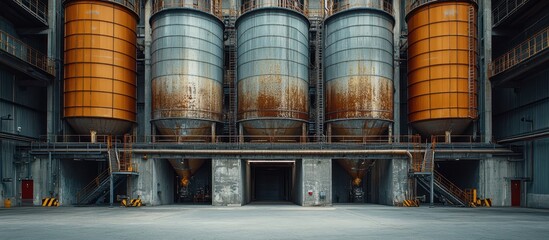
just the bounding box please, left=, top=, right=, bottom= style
left=22, top=180, right=33, bottom=200
left=511, top=180, right=521, bottom=207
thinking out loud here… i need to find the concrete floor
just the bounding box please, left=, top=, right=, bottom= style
left=1, top=204, right=549, bottom=240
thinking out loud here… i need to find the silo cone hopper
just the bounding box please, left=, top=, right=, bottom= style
left=337, top=159, right=375, bottom=202
left=169, top=159, right=205, bottom=188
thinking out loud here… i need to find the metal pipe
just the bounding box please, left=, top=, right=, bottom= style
left=497, top=130, right=549, bottom=143
left=49, top=152, right=52, bottom=196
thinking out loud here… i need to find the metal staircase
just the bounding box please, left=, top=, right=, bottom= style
left=75, top=169, right=125, bottom=205
left=75, top=143, right=123, bottom=205
left=467, top=5, right=476, bottom=118
left=416, top=171, right=469, bottom=206
left=75, top=136, right=138, bottom=205
left=412, top=138, right=471, bottom=206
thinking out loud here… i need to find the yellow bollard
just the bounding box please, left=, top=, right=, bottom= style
left=4, top=198, right=11, bottom=208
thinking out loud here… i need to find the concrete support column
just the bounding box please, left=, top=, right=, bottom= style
left=212, top=158, right=243, bottom=206
left=478, top=158, right=518, bottom=207
left=300, top=158, right=332, bottom=206
left=376, top=159, right=409, bottom=205
left=132, top=158, right=173, bottom=206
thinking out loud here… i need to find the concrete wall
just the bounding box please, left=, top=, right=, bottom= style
left=294, top=159, right=303, bottom=205
left=132, top=158, right=174, bottom=206
left=242, top=160, right=250, bottom=204
left=376, top=159, right=409, bottom=206
left=478, top=159, right=521, bottom=207
left=300, top=158, right=332, bottom=206
left=212, top=158, right=242, bottom=206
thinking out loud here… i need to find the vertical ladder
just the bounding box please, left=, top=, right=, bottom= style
left=120, top=134, right=133, bottom=171
left=467, top=6, right=476, bottom=118
left=225, top=15, right=238, bottom=142
left=315, top=20, right=325, bottom=142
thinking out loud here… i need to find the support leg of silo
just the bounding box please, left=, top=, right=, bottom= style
left=239, top=124, right=244, bottom=143
left=301, top=123, right=306, bottom=143
left=327, top=123, right=332, bottom=143
left=388, top=125, right=393, bottom=143
left=211, top=122, right=216, bottom=143
left=430, top=173, right=434, bottom=208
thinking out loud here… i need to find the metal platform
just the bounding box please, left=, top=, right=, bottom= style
left=29, top=137, right=520, bottom=161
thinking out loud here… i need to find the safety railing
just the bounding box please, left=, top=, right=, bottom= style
left=490, top=26, right=549, bottom=77
left=433, top=170, right=470, bottom=205
left=75, top=168, right=110, bottom=204
left=152, top=0, right=222, bottom=19
left=32, top=134, right=453, bottom=146
left=64, top=0, right=140, bottom=16
left=492, top=0, right=529, bottom=27
left=11, top=0, right=48, bottom=24
left=307, top=8, right=324, bottom=18
left=0, top=30, right=55, bottom=76
left=241, top=0, right=305, bottom=15
left=406, top=0, right=477, bottom=15
left=329, top=0, right=393, bottom=16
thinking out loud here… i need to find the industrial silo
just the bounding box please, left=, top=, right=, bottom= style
left=236, top=0, right=309, bottom=141
left=407, top=0, right=478, bottom=136
left=324, top=0, right=394, bottom=202
left=64, top=0, right=139, bottom=135
left=150, top=0, right=223, bottom=196
left=150, top=0, right=224, bottom=141
left=325, top=0, right=395, bottom=141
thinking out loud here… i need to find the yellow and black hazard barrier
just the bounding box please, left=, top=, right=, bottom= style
left=129, top=198, right=142, bottom=207
left=469, top=198, right=492, bottom=207
left=42, top=198, right=59, bottom=207
left=402, top=199, right=420, bottom=207
left=121, top=197, right=142, bottom=207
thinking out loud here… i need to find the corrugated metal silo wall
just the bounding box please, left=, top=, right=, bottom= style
left=493, top=69, right=549, bottom=195
left=236, top=8, right=309, bottom=136
left=324, top=8, right=395, bottom=136
left=150, top=9, right=224, bottom=136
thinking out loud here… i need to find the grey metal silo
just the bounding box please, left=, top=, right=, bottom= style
left=324, top=0, right=395, bottom=141
left=150, top=0, right=224, bottom=140
left=236, top=0, right=310, bottom=142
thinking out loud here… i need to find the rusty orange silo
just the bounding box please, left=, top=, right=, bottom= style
left=407, top=0, right=478, bottom=136
left=64, top=0, right=139, bottom=135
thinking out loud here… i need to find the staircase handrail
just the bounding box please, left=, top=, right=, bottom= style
left=75, top=168, right=110, bottom=203
left=433, top=170, right=470, bottom=204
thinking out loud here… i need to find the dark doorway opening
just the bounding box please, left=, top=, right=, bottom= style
left=250, top=161, right=294, bottom=202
